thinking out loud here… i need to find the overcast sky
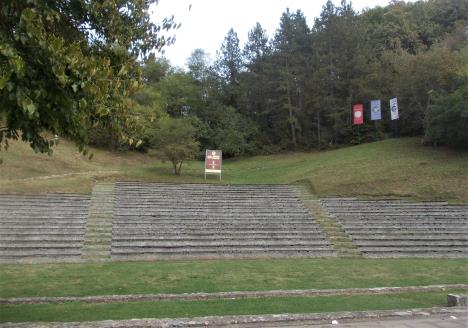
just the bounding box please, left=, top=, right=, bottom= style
left=151, top=0, right=407, bottom=69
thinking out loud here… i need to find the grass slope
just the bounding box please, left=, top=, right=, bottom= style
left=0, top=137, right=467, bottom=201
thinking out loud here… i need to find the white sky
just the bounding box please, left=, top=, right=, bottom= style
left=151, top=0, right=406, bottom=69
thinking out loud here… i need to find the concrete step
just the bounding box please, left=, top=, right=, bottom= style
left=343, top=227, right=466, bottom=232
left=111, top=251, right=335, bottom=259
left=349, top=235, right=468, bottom=241
left=0, top=232, right=85, bottom=237
left=0, top=254, right=82, bottom=260
left=0, top=223, right=86, bottom=228
left=325, top=208, right=463, bottom=212
left=0, top=219, right=87, bottom=224
left=112, top=240, right=331, bottom=247
left=111, top=246, right=334, bottom=254
left=113, top=218, right=316, bottom=223
left=113, top=213, right=312, bottom=218
left=112, top=223, right=319, bottom=229
left=348, top=232, right=467, bottom=237
left=0, top=236, right=84, bottom=241
left=364, top=252, right=468, bottom=258
left=114, top=209, right=310, bottom=215
left=337, top=218, right=467, bottom=223
left=359, top=246, right=468, bottom=253
left=112, top=228, right=323, bottom=234
left=355, top=240, right=468, bottom=246
left=0, top=228, right=84, bottom=233
left=0, top=242, right=83, bottom=248
left=0, top=248, right=82, bottom=256
left=112, top=234, right=326, bottom=241
left=340, top=224, right=467, bottom=229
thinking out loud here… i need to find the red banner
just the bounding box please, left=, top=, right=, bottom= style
left=353, top=104, right=364, bottom=125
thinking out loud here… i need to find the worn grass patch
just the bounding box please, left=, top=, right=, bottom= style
left=1, top=138, right=467, bottom=202
left=1, top=290, right=466, bottom=323
left=1, top=258, right=467, bottom=298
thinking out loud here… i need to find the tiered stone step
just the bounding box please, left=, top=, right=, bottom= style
left=111, top=183, right=334, bottom=259
left=321, top=198, right=468, bottom=258
left=0, top=194, right=89, bottom=262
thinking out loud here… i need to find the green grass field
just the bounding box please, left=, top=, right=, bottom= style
left=1, top=258, right=467, bottom=322
left=1, top=259, right=467, bottom=298
left=1, top=137, right=467, bottom=202
left=2, top=290, right=466, bottom=323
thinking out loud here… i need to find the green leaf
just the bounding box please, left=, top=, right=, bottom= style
left=0, top=77, right=8, bottom=90
left=79, top=98, right=87, bottom=109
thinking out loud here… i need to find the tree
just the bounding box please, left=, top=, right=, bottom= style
left=150, top=117, right=200, bottom=175
left=214, top=28, right=244, bottom=108
left=391, top=46, right=463, bottom=135
left=243, top=23, right=271, bottom=64
left=187, top=48, right=211, bottom=83
left=0, top=0, right=177, bottom=153
left=240, top=23, right=272, bottom=122
left=424, top=69, right=468, bottom=149
left=271, top=8, right=311, bottom=147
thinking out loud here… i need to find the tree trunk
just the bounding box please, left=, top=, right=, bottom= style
left=286, top=85, right=296, bottom=147
left=317, top=110, right=321, bottom=145
left=285, top=57, right=296, bottom=148
left=176, top=160, right=184, bottom=175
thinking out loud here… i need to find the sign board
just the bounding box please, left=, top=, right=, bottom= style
left=205, top=149, right=222, bottom=180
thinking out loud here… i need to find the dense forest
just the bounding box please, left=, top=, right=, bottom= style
left=97, top=0, right=467, bottom=156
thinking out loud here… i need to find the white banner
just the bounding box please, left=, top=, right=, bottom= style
left=390, top=97, right=399, bottom=120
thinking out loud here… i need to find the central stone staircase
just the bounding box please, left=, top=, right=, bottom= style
left=111, top=182, right=335, bottom=259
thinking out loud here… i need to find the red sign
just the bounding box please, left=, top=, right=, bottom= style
left=205, top=150, right=222, bottom=172
left=353, top=104, right=364, bottom=125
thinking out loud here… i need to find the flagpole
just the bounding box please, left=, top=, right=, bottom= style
left=374, top=121, right=378, bottom=141
left=358, top=125, right=361, bottom=144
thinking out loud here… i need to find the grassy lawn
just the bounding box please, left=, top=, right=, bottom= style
left=1, top=258, right=467, bottom=298
left=1, top=290, right=466, bottom=323
left=1, top=137, right=467, bottom=202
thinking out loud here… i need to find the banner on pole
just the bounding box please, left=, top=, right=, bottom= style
left=205, top=149, right=222, bottom=180
left=370, top=99, right=381, bottom=121
left=390, top=97, right=399, bottom=120
left=353, top=104, right=364, bottom=125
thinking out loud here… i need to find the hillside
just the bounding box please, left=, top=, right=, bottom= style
left=0, top=138, right=467, bottom=202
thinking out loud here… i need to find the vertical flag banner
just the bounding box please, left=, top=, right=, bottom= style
left=370, top=99, right=382, bottom=121
left=353, top=104, right=364, bottom=125
left=390, top=97, right=399, bottom=120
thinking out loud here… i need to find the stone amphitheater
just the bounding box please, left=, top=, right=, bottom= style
left=0, top=182, right=467, bottom=262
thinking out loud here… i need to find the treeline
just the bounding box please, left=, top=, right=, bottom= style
left=98, top=0, right=468, bottom=156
